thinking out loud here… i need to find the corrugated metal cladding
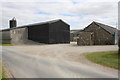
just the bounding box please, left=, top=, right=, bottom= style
left=28, top=20, right=70, bottom=44
left=28, top=24, right=49, bottom=43
left=49, top=20, right=70, bottom=44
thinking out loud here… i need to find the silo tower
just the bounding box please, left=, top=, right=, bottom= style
left=9, top=17, right=17, bottom=28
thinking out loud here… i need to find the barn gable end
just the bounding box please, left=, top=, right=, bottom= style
left=82, top=22, right=116, bottom=45
left=49, top=20, right=70, bottom=44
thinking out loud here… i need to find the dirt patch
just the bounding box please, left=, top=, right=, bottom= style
left=3, top=42, right=118, bottom=61
left=3, top=42, right=118, bottom=75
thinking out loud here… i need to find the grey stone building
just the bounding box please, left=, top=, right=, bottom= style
left=0, top=18, right=70, bottom=44
left=77, top=32, right=94, bottom=45
left=77, top=21, right=119, bottom=45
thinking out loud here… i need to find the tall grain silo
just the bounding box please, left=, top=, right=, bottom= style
left=9, top=17, right=17, bottom=28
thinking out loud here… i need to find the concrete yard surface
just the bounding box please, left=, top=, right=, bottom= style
left=2, top=42, right=119, bottom=78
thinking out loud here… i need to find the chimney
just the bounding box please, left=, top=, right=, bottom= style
left=9, top=17, right=17, bottom=28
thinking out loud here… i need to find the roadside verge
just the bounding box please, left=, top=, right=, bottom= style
left=84, top=51, right=119, bottom=70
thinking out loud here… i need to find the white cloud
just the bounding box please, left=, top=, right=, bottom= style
left=1, top=0, right=118, bottom=30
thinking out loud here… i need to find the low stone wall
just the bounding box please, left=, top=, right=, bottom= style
left=10, top=27, right=28, bottom=45
left=0, top=30, right=11, bottom=43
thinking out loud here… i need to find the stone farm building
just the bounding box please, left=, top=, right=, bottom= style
left=77, top=21, right=119, bottom=45
left=0, top=18, right=70, bottom=44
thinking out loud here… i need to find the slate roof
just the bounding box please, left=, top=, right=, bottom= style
left=93, top=21, right=118, bottom=35
left=0, top=19, right=68, bottom=31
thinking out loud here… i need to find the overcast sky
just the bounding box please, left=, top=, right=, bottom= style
left=0, top=0, right=119, bottom=30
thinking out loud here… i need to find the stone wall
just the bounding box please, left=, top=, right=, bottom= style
left=84, top=22, right=114, bottom=45
left=10, top=27, right=28, bottom=44
left=77, top=32, right=94, bottom=46
left=0, top=30, right=11, bottom=43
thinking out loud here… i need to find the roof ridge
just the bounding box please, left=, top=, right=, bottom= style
left=94, top=21, right=116, bottom=29
left=93, top=21, right=117, bottom=35
left=0, top=19, right=63, bottom=31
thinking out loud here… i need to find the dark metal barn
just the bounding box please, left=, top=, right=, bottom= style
left=27, top=19, right=70, bottom=44
left=0, top=19, right=70, bottom=44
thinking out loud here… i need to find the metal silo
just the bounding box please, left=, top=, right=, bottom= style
left=9, top=17, right=17, bottom=28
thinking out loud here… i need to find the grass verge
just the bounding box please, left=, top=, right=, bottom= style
left=0, top=43, right=13, bottom=46
left=0, top=62, right=2, bottom=79
left=0, top=62, right=7, bottom=80
left=84, top=51, right=119, bottom=69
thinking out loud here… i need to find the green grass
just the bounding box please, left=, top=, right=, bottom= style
left=84, top=51, right=119, bottom=69
left=0, top=62, right=2, bottom=79
left=0, top=43, right=13, bottom=46
left=0, top=62, right=7, bottom=80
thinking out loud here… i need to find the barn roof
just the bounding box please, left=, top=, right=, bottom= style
left=93, top=21, right=118, bottom=35
left=22, top=19, right=69, bottom=27
left=0, top=19, right=69, bottom=31
left=84, top=21, right=118, bottom=35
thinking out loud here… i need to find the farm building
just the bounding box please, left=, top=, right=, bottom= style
left=77, top=32, right=94, bottom=45
left=77, top=21, right=119, bottom=45
left=70, top=29, right=83, bottom=42
left=0, top=18, right=70, bottom=44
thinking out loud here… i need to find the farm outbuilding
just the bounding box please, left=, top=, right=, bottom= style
left=70, top=30, right=83, bottom=42
left=77, top=32, right=94, bottom=46
left=28, top=19, right=70, bottom=44
left=0, top=18, right=70, bottom=44
left=77, top=21, right=119, bottom=45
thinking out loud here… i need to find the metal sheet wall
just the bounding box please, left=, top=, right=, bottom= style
left=28, top=24, right=49, bottom=43
left=28, top=20, right=70, bottom=44
left=49, top=21, right=70, bottom=44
